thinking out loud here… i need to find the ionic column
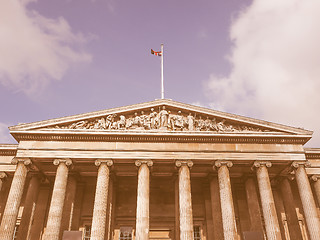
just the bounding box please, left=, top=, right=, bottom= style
left=43, top=159, right=72, bottom=240
left=90, top=159, right=113, bottom=240
left=135, top=160, right=153, bottom=240
left=60, top=175, right=78, bottom=236
left=253, top=161, right=281, bottom=240
left=209, top=176, right=224, bottom=240
left=280, top=177, right=303, bottom=240
left=292, top=162, right=320, bottom=240
left=214, top=160, right=237, bottom=240
left=244, top=177, right=264, bottom=233
left=0, top=158, right=32, bottom=240
left=311, top=174, right=320, bottom=207
left=17, top=174, right=40, bottom=240
left=176, top=160, right=194, bottom=240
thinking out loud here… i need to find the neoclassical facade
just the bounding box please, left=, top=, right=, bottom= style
left=0, top=99, right=320, bottom=240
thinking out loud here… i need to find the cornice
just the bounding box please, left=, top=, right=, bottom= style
left=10, top=130, right=311, bottom=144
left=304, top=148, right=320, bottom=159
left=0, top=144, right=18, bottom=156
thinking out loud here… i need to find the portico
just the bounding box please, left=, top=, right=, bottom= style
left=0, top=99, right=319, bottom=240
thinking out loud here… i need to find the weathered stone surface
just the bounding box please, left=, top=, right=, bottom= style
left=60, top=175, right=78, bottom=237
left=244, top=177, right=264, bottom=233
left=0, top=159, right=31, bottom=240
left=17, top=175, right=40, bottom=240
left=43, top=159, right=72, bottom=240
left=0, top=99, right=318, bottom=240
left=292, top=162, right=320, bottom=240
left=209, top=176, right=224, bottom=240
left=135, top=160, right=153, bottom=240
left=29, top=186, right=50, bottom=240
left=280, top=177, right=303, bottom=240
left=90, top=160, right=113, bottom=240
left=253, top=161, right=282, bottom=240
left=215, top=160, right=238, bottom=240
left=176, top=160, right=194, bottom=240
left=311, top=175, right=320, bottom=207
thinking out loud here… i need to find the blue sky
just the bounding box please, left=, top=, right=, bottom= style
left=1, top=0, right=320, bottom=147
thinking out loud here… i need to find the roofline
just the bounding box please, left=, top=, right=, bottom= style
left=0, top=144, right=18, bottom=156
left=10, top=130, right=312, bottom=145
left=9, top=99, right=313, bottom=135
left=304, top=148, right=320, bottom=159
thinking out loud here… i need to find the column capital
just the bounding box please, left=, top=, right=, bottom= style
left=253, top=161, right=272, bottom=168
left=214, top=160, right=233, bottom=168
left=175, top=160, right=193, bottom=168
left=11, top=158, right=38, bottom=171
left=135, top=160, right=153, bottom=167
left=11, top=157, right=32, bottom=166
left=95, top=159, right=113, bottom=167
left=292, top=161, right=311, bottom=169
left=311, top=174, right=320, bottom=182
left=53, top=158, right=73, bottom=166
left=0, top=172, right=7, bottom=179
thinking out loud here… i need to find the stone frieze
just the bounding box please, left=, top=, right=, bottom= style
left=41, top=106, right=266, bottom=133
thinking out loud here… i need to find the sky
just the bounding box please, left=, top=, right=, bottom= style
left=0, top=0, right=320, bottom=147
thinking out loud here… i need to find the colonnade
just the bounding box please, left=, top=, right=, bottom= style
left=0, top=158, right=320, bottom=240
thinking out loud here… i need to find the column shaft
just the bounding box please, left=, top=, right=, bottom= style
left=0, top=160, right=29, bottom=240
left=60, top=176, right=77, bottom=236
left=216, top=162, right=237, bottom=240
left=43, top=160, right=71, bottom=240
left=17, top=175, right=40, bottom=240
left=29, top=186, right=50, bottom=240
left=0, top=173, right=9, bottom=223
left=209, top=176, right=224, bottom=240
left=311, top=175, right=320, bottom=208
left=254, top=162, right=281, bottom=240
left=280, top=178, right=303, bottom=240
left=71, top=183, right=84, bottom=231
left=106, top=178, right=114, bottom=240
left=175, top=177, right=180, bottom=240
left=245, top=177, right=264, bottom=233
left=203, top=183, right=214, bottom=240
left=178, top=164, right=194, bottom=240
left=136, top=161, right=151, bottom=240
left=294, top=163, right=320, bottom=240
left=90, top=161, right=112, bottom=240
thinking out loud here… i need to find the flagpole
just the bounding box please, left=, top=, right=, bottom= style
left=161, top=43, right=164, bottom=99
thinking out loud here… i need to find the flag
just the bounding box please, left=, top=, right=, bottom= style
left=151, top=49, right=162, bottom=56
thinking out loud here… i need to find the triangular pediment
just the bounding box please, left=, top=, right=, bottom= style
left=9, top=99, right=312, bottom=136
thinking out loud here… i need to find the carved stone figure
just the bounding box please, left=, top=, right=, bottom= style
left=46, top=107, right=264, bottom=133
left=217, top=119, right=226, bottom=132
left=187, top=113, right=195, bottom=131
left=105, top=114, right=115, bottom=129
left=173, top=111, right=184, bottom=131
left=196, top=116, right=205, bottom=131
left=159, top=106, right=169, bottom=128
left=132, top=113, right=141, bottom=128
left=118, top=115, right=126, bottom=129
left=149, top=108, right=158, bottom=129
left=204, top=117, right=212, bottom=131
left=70, top=120, right=88, bottom=129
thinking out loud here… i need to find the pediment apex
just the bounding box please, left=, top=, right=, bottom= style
left=9, top=99, right=312, bottom=135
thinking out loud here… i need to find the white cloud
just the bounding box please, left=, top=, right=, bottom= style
left=206, top=0, right=320, bottom=146
left=0, top=0, right=92, bottom=96
left=0, top=123, right=15, bottom=143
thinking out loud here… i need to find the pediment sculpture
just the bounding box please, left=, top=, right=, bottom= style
left=42, top=106, right=267, bottom=133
